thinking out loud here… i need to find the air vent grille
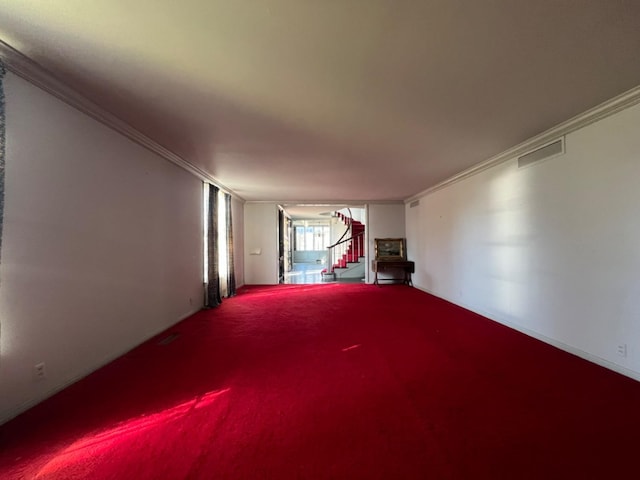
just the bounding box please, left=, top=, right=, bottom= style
left=518, top=138, right=564, bottom=168
left=409, top=200, right=420, bottom=208
left=158, top=333, right=180, bottom=346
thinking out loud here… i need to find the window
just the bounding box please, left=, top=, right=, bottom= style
left=294, top=225, right=330, bottom=251
left=203, top=183, right=234, bottom=302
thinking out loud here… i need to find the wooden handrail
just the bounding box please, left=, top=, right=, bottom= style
left=328, top=230, right=364, bottom=248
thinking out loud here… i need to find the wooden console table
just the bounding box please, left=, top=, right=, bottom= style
left=371, top=260, right=415, bottom=286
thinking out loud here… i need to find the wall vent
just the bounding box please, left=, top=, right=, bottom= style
left=409, top=200, right=420, bottom=208
left=158, top=333, right=180, bottom=346
left=518, top=138, right=564, bottom=168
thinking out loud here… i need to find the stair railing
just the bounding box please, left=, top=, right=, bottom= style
left=334, top=208, right=353, bottom=244
left=326, top=230, right=365, bottom=273
left=324, top=208, right=366, bottom=276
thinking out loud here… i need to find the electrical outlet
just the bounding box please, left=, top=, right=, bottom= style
left=616, top=344, right=627, bottom=357
left=34, top=362, right=46, bottom=379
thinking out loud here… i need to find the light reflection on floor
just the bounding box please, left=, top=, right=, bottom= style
left=284, top=263, right=365, bottom=285
left=284, top=263, right=326, bottom=284
left=36, top=388, right=230, bottom=477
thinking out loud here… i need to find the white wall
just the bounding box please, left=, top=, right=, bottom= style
left=0, top=73, right=204, bottom=424
left=244, top=203, right=278, bottom=284
left=406, top=100, right=640, bottom=379
left=367, top=203, right=406, bottom=283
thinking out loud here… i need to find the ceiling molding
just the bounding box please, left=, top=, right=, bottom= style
left=0, top=39, right=243, bottom=201
left=246, top=200, right=403, bottom=206
left=405, top=84, right=640, bottom=204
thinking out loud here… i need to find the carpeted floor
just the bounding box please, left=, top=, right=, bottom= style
left=1, top=284, right=639, bottom=479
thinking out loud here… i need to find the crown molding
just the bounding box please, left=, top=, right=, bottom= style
left=0, top=40, right=243, bottom=200
left=245, top=200, right=403, bottom=206
left=405, top=84, right=640, bottom=204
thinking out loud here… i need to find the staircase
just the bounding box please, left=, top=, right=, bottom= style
left=323, top=210, right=365, bottom=280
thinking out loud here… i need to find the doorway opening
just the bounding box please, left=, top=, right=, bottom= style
left=279, top=205, right=366, bottom=284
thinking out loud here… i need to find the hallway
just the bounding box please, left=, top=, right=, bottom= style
left=284, top=263, right=365, bottom=285
left=284, top=262, right=325, bottom=284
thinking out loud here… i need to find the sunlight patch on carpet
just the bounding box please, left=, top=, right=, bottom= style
left=341, top=344, right=361, bottom=352
left=36, top=388, right=230, bottom=477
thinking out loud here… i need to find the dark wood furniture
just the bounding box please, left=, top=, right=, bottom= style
left=371, top=260, right=415, bottom=286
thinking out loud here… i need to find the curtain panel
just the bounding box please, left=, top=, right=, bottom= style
left=0, top=60, right=6, bottom=279
left=225, top=193, right=236, bottom=297
left=206, top=184, right=222, bottom=308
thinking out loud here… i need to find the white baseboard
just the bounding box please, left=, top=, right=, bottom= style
left=412, top=284, right=640, bottom=383
left=0, top=307, right=202, bottom=426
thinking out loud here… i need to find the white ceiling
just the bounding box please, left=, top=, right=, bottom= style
left=282, top=205, right=346, bottom=220
left=1, top=1, right=640, bottom=202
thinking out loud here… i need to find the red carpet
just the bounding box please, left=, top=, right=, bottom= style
left=1, top=284, right=639, bottom=479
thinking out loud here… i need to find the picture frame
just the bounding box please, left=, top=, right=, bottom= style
left=374, top=238, right=406, bottom=261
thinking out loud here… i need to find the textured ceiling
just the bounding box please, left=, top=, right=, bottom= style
left=1, top=1, right=640, bottom=202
